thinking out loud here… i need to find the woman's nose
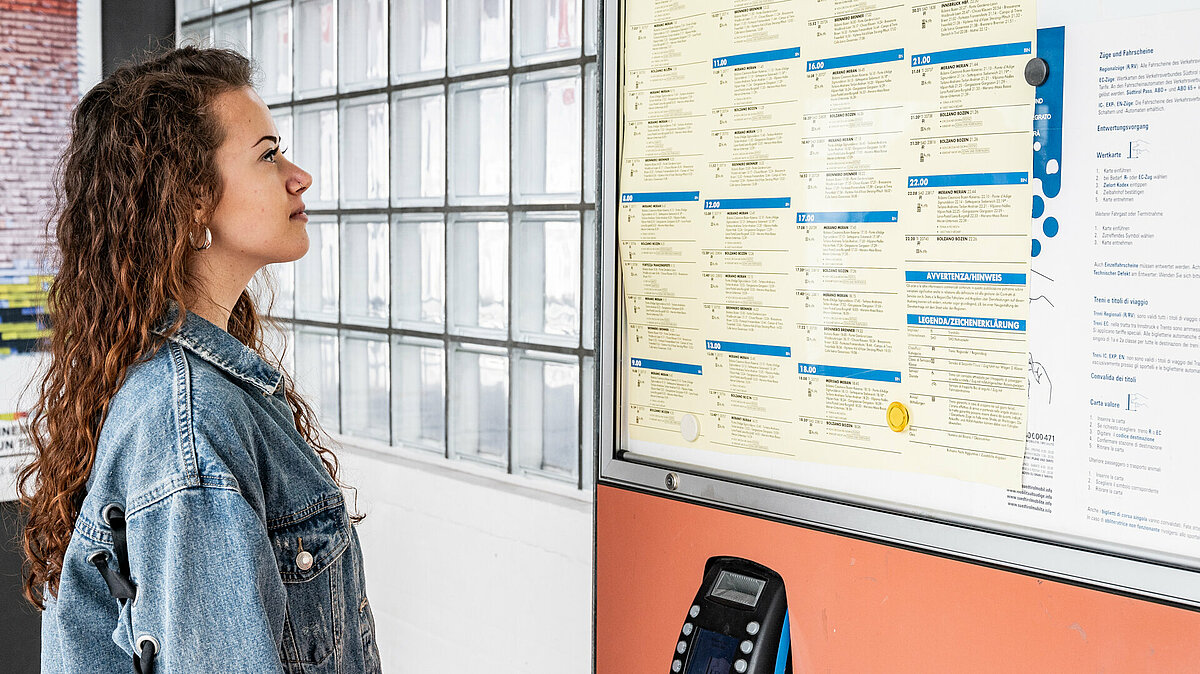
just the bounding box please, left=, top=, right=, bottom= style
left=289, top=163, right=312, bottom=195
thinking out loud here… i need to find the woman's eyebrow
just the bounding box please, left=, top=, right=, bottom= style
left=252, top=135, right=279, bottom=148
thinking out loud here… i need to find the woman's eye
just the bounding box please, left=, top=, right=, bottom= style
left=263, top=147, right=279, bottom=163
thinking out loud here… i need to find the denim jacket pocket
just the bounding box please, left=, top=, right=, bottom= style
left=268, top=496, right=351, bottom=668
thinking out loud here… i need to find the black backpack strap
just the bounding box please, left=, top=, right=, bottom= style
left=87, top=504, right=157, bottom=673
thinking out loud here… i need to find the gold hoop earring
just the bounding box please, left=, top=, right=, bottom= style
left=191, top=227, right=212, bottom=251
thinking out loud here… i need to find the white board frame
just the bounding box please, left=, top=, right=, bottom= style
left=595, top=0, right=1200, bottom=610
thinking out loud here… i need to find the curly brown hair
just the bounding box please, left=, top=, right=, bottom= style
left=18, top=47, right=349, bottom=609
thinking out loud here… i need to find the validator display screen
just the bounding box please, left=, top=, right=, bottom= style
left=685, top=629, right=740, bottom=674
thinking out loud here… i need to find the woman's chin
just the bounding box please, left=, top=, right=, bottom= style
left=277, top=232, right=310, bottom=264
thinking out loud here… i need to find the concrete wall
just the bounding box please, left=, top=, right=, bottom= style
left=337, top=446, right=594, bottom=674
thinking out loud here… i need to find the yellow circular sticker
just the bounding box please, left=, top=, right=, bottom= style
left=887, top=401, right=909, bottom=433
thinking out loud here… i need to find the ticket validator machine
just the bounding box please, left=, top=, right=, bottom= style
left=672, top=557, right=792, bottom=674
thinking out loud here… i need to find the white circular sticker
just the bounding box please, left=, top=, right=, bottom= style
left=680, top=414, right=700, bottom=442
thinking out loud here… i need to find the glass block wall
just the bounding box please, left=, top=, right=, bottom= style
left=178, top=0, right=599, bottom=489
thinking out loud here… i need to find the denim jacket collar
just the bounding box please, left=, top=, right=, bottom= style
left=151, top=302, right=283, bottom=395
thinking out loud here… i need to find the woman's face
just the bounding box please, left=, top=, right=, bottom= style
left=204, top=86, right=311, bottom=269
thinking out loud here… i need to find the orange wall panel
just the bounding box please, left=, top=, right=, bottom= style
left=596, top=485, right=1200, bottom=672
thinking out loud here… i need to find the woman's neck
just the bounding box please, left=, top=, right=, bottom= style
left=187, top=293, right=235, bottom=331
left=185, top=246, right=259, bottom=332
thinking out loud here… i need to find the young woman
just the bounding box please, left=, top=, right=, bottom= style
left=19, top=48, right=381, bottom=673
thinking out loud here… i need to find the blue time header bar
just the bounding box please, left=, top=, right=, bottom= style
left=705, top=340, right=792, bottom=357
left=797, top=363, right=902, bottom=383
left=911, top=41, right=1032, bottom=67
left=797, top=211, right=898, bottom=223
left=630, top=358, right=703, bottom=375
left=713, top=47, right=802, bottom=69
left=704, top=197, right=792, bottom=210
left=907, top=172, right=1028, bottom=188
left=808, top=48, right=905, bottom=72
left=621, top=191, right=701, bottom=203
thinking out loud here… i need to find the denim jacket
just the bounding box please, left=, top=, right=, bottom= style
left=40, top=307, right=381, bottom=673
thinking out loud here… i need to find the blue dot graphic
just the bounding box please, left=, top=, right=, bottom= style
left=1032, top=195, right=1045, bottom=218
left=1042, top=216, right=1059, bottom=238
left=1032, top=239, right=1042, bottom=257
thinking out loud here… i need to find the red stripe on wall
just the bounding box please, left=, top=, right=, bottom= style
left=597, top=484, right=1200, bottom=672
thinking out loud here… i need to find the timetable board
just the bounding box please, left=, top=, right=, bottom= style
left=603, top=0, right=1200, bottom=602
left=619, top=1, right=1036, bottom=488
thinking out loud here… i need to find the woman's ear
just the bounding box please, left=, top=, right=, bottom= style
left=194, top=196, right=210, bottom=225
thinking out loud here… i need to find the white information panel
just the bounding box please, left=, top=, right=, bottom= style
left=620, top=0, right=1036, bottom=490
left=605, top=0, right=1200, bottom=594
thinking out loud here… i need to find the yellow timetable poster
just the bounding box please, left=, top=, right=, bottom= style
left=620, top=0, right=1035, bottom=487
